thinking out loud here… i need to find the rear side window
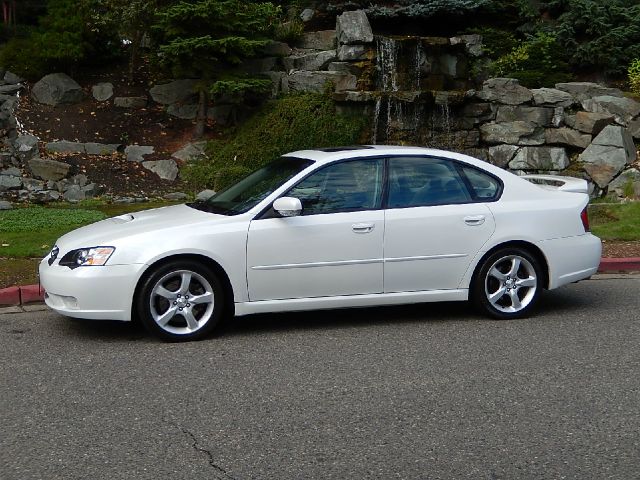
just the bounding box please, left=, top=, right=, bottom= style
left=459, top=165, right=501, bottom=201
left=387, top=157, right=471, bottom=208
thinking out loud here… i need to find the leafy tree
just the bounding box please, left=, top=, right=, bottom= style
left=153, top=0, right=280, bottom=138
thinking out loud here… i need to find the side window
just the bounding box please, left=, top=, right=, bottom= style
left=460, top=165, right=501, bottom=201
left=388, top=157, right=471, bottom=208
left=286, top=158, right=384, bottom=215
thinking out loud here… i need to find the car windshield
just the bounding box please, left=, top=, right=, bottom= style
left=188, top=157, right=314, bottom=215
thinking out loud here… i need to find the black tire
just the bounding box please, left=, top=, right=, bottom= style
left=136, top=260, right=224, bottom=341
left=471, top=247, right=543, bottom=320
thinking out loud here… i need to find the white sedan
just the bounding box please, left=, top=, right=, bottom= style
left=40, top=146, right=601, bottom=341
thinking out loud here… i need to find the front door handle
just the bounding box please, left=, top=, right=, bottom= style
left=352, top=223, right=375, bottom=234
left=464, top=215, right=485, bottom=226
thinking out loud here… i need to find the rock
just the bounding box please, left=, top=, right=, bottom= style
left=63, top=184, right=86, bottom=202
left=0, top=84, right=23, bottom=94
left=0, top=200, right=12, bottom=210
left=84, top=142, right=121, bottom=155
left=3, top=71, right=23, bottom=84
left=22, top=178, right=45, bottom=191
left=262, top=41, right=292, bottom=57
left=142, top=159, right=179, bottom=181
left=629, top=118, right=640, bottom=140
left=488, top=145, right=519, bottom=168
left=508, top=147, right=569, bottom=170
left=531, top=88, right=574, bottom=107
left=167, top=103, right=198, bottom=120
left=544, top=128, right=591, bottom=149
left=55, top=179, right=70, bottom=192
left=261, top=71, right=286, bottom=97
left=555, top=82, right=623, bottom=102
left=1, top=167, right=21, bottom=176
left=283, top=71, right=357, bottom=93
left=114, top=96, right=147, bottom=108
left=573, top=111, right=615, bottom=136
left=28, top=157, right=70, bottom=181
left=608, top=169, right=640, bottom=198
left=31, top=73, right=84, bottom=106
left=300, top=8, right=314, bottom=22
left=45, top=141, right=85, bottom=154
left=164, top=192, right=188, bottom=201
left=196, top=189, right=216, bottom=201
left=299, top=30, right=337, bottom=50
left=579, top=125, right=636, bottom=188
left=336, top=10, right=373, bottom=45
left=91, top=82, right=114, bottom=101
left=337, top=44, right=374, bottom=61
left=480, top=121, right=544, bottom=145
left=241, top=57, right=278, bottom=74
left=172, top=142, right=207, bottom=162
left=476, top=78, right=533, bottom=105
left=327, top=62, right=357, bottom=74
left=114, top=196, right=135, bottom=204
left=283, top=50, right=336, bottom=72
left=581, top=95, right=640, bottom=125
left=332, top=91, right=376, bottom=102
left=149, top=79, right=198, bottom=105
left=495, top=105, right=554, bottom=127
left=551, top=107, right=564, bottom=128
left=82, top=183, right=100, bottom=197
left=30, top=190, right=61, bottom=203
left=14, top=135, right=39, bottom=160
left=207, top=105, right=234, bottom=125
left=124, top=145, right=154, bottom=162
left=0, top=174, right=21, bottom=191
left=70, top=174, right=88, bottom=187
left=449, top=34, right=483, bottom=57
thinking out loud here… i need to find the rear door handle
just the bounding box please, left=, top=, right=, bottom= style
left=464, top=215, right=485, bottom=226
left=352, top=223, right=375, bottom=234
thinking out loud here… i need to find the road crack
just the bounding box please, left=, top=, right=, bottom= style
left=180, top=427, right=237, bottom=480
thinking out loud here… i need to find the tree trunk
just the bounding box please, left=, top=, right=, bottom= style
left=194, top=89, right=209, bottom=139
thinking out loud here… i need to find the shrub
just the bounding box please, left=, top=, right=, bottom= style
left=629, top=59, right=640, bottom=95
left=182, top=93, right=368, bottom=191
left=490, top=31, right=572, bottom=88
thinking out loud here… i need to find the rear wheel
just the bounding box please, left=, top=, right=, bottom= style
left=472, top=248, right=542, bottom=320
left=137, top=260, right=224, bottom=341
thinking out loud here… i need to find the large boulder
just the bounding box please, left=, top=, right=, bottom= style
left=488, top=145, right=519, bottom=168
left=31, top=73, right=84, bottom=106
left=607, top=169, right=640, bottom=198
left=91, top=82, right=114, bottom=101
left=579, top=125, right=636, bottom=188
left=283, top=50, right=336, bottom=72
left=299, top=30, right=336, bottom=50
left=572, top=111, right=615, bottom=136
left=555, top=82, right=623, bottom=102
left=0, top=174, right=22, bottom=191
left=45, top=141, right=85, bottom=154
left=475, top=78, right=533, bottom=105
left=28, top=157, right=70, bottom=181
left=149, top=79, right=198, bottom=105
left=581, top=95, right=640, bottom=125
left=142, top=160, right=179, bottom=181
left=262, top=41, right=292, bottom=57
left=531, top=88, right=574, bottom=107
left=172, top=142, right=207, bottom=162
left=14, top=135, right=39, bottom=161
left=480, top=121, right=544, bottom=145
left=336, top=10, right=373, bottom=45
left=124, top=145, right=154, bottom=162
left=629, top=118, right=640, bottom=140
left=337, top=45, right=374, bottom=61
left=167, top=103, right=198, bottom=120
left=495, top=106, right=554, bottom=127
left=283, top=71, right=357, bottom=93
left=544, top=127, right=591, bottom=149
left=508, top=147, right=569, bottom=170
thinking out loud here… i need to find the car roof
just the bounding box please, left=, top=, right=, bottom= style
left=285, top=145, right=480, bottom=165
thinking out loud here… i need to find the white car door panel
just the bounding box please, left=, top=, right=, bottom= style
left=247, top=211, right=384, bottom=300
left=384, top=204, right=495, bottom=292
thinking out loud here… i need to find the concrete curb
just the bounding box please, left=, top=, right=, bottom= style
left=0, top=258, right=639, bottom=309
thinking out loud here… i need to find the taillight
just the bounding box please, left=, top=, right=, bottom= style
left=580, top=207, right=590, bottom=232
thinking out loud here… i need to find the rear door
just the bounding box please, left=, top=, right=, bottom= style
left=383, top=156, right=499, bottom=292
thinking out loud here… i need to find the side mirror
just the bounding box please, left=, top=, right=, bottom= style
left=273, top=197, right=302, bottom=217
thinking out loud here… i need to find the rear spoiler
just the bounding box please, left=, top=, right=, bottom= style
left=520, top=174, right=589, bottom=194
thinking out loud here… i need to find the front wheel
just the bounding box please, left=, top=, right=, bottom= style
left=136, top=260, right=224, bottom=341
left=471, top=248, right=543, bottom=320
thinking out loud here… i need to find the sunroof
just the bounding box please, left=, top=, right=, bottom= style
left=316, top=146, right=375, bottom=152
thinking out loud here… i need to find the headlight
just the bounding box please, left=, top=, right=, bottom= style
left=59, top=247, right=115, bottom=268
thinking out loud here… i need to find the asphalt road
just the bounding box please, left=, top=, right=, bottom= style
left=1, top=275, right=639, bottom=480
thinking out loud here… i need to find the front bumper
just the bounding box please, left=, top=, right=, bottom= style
left=39, top=259, right=146, bottom=321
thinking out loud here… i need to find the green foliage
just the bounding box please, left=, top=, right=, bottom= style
left=183, top=93, right=368, bottom=190
left=0, top=0, right=120, bottom=79
left=466, top=27, right=518, bottom=58
left=629, top=59, right=640, bottom=95
left=211, top=77, right=273, bottom=96
left=274, top=19, right=304, bottom=44
left=547, top=0, right=640, bottom=75
left=490, top=32, right=572, bottom=87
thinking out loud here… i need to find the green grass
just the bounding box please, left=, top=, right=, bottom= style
left=589, top=202, right=640, bottom=241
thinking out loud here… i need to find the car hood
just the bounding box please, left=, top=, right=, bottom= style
left=55, top=204, right=225, bottom=252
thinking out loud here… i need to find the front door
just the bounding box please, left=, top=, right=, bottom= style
left=247, top=158, right=385, bottom=301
